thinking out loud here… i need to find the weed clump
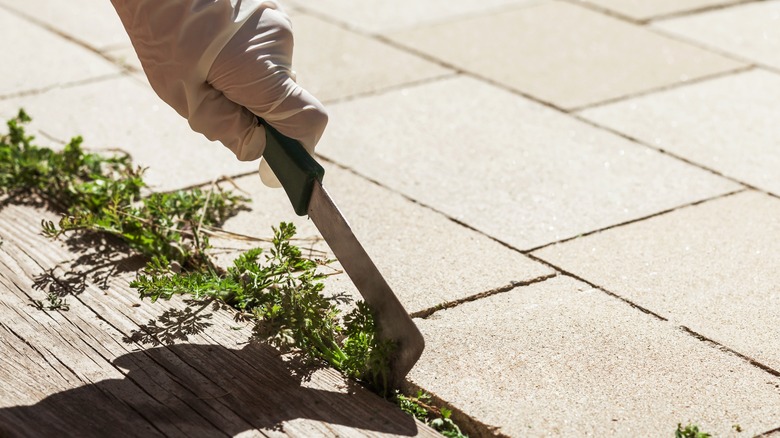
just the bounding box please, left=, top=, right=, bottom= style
left=0, top=109, right=463, bottom=433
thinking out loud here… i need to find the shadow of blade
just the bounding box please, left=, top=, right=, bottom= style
left=0, top=343, right=420, bottom=437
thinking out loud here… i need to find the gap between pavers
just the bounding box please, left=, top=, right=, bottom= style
left=580, top=69, right=780, bottom=197
left=574, top=0, right=745, bottom=22
left=533, top=190, right=780, bottom=373
left=290, top=12, right=452, bottom=104
left=653, top=0, right=780, bottom=71
left=287, top=0, right=544, bottom=34
left=210, top=166, right=553, bottom=315
left=386, top=1, right=746, bottom=110
left=409, top=274, right=780, bottom=437
left=315, top=75, right=741, bottom=251
left=0, top=8, right=120, bottom=98
left=0, top=0, right=131, bottom=51
left=0, top=76, right=256, bottom=193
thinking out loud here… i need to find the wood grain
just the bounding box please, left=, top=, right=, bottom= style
left=0, top=204, right=437, bottom=438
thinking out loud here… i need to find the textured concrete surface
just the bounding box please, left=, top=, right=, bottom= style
left=215, top=168, right=553, bottom=314
left=577, top=0, right=742, bottom=20
left=581, top=69, right=780, bottom=195
left=0, top=8, right=118, bottom=97
left=534, top=191, right=780, bottom=372
left=291, top=13, right=452, bottom=103
left=287, top=0, right=543, bottom=33
left=388, top=1, right=745, bottom=109
left=317, top=75, right=739, bottom=250
left=409, top=275, right=780, bottom=437
left=0, top=77, right=256, bottom=192
left=654, top=0, right=780, bottom=70
left=0, top=0, right=131, bottom=49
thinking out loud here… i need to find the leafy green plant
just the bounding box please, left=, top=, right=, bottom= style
left=395, top=391, right=468, bottom=437
left=30, top=291, right=70, bottom=312
left=131, top=222, right=395, bottom=393
left=1, top=109, right=467, bottom=436
left=676, top=423, right=711, bottom=438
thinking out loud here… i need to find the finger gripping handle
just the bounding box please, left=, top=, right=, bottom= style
left=260, top=120, right=325, bottom=216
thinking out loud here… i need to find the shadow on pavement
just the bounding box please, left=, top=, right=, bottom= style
left=0, top=343, right=418, bottom=437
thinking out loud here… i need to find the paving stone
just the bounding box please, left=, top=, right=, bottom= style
left=291, top=13, right=452, bottom=103
left=580, top=69, right=780, bottom=195
left=576, top=0, right=742, bottom=21
left=0, top=77, right=256, bottom=192
left=0, top=0, right=131, bottom=50
left=387, top=1, right=746, bottom=109
left=287, top=0, right=543, bottom=33
left=316, top=75, right=740, bottom=250
left=0, top=8, right=119, bottom=97
left=533, top=191, right=780, bottom=372
left=214, top=167, right=553, bottom=314
left=410, top=275, right=780, bottom=436
left=654, top=0, right=780, bottom=70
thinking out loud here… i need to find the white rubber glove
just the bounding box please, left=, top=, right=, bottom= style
left=111, top=0, right=328, bottom=187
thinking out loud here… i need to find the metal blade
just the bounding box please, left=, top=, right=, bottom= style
left=308, top=181, right=425, bottom=386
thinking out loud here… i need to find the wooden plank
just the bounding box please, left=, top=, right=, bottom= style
left=0, top=204, right=439, bottom=437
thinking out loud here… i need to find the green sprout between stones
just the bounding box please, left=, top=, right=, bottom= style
left=1, top=109, right=464, bottom=434
left=675, top=423, right=712, bottom=438
left=395, top=390, right=467, bottom=437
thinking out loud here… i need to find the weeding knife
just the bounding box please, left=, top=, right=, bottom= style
left=260, top=121, right=425, bottom=387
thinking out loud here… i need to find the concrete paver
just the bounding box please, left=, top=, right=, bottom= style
left=533, top=191, right=780, bottom=372
left=654, top=0, right=780, bottom=70
left=409, top=275, right=780, bottom=437
left=0, top=0, right=131, bottom=50
left=0, top=77, right=256, bottom=192
left=576, top=0, right=743, bottom=21
left=287, top=0, right=543, bottom=33
left=317, top=75, right=740, bottom=250
left=387, top=1, right=746, bottom=109
left=0, top=8, right=119, bottom=97
left=291, top=13, right=452, bottom=103
left=215, top=168, right=553, bottom=314
left=581, top=69, right=780, bottom=195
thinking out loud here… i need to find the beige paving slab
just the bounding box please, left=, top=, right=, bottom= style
left=533, top=191, right=780, bottom=372
left=654, top=0, right=780, bottom=70
left=214, top=167, right=553, bottom=314
left=388, top=1, right=746, bottom=109
left=0, top=8, right=119, bottom=97
left=291, top=13, right=452, bottom=103
left=0, top=0, right=131, bottom=50
left=317, top=75, right=739, bottom=250
left=287, top=0, right=543, bottom=33
left=581, top=69, right=780, bottom=195
left=410, top=275, right=780, bottom=436
left=576, top=0, right=743, bottom=21
left=0, top=77, right=256, bottom=192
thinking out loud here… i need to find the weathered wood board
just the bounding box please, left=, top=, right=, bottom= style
left=0, top=203, right=438, bottom=438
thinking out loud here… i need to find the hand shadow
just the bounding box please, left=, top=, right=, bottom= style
left=0, top=343, right=419, bottom=437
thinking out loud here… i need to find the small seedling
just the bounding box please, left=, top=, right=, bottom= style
left=30, top=291, right=70, bottom=312
left=395, top=391, right=468, bottom=437
left=676, top=423, right=711, bottom=438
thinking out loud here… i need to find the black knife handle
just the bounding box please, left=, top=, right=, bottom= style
left=260, top=119, right=325, bottom=216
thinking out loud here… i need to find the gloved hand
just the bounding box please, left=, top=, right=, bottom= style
left=111, top=0, right=328, bottom=187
